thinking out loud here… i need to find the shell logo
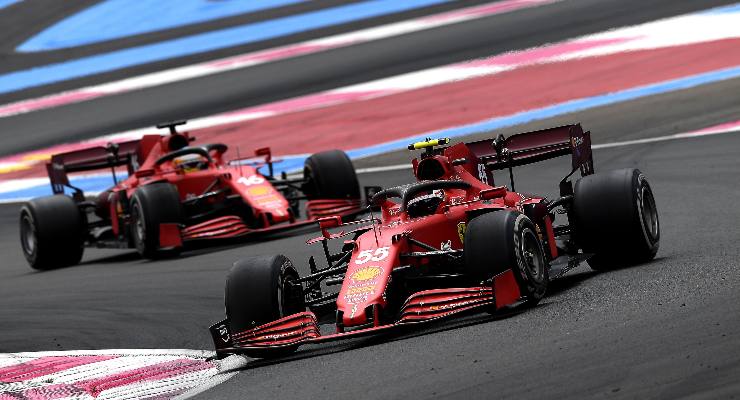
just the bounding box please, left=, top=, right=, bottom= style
left=247, top=186, right=270, bottom=196
left=351, top=266, right=382, bottom=282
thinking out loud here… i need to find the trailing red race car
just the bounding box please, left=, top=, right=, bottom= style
left=19, top=121, right=377, bottom=270
left=209, top=123, right=660, bottom=358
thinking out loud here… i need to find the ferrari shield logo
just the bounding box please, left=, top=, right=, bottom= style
left=457, top=222, right=466, bottom=243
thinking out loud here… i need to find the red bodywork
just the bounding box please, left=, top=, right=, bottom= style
left=213, top=124, right=594, bottom=355
left=45, top=126, right=364, bottom=251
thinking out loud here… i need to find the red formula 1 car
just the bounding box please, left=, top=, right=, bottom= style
left=210, top=124, right=660, bottom=358
left=19, top=121, right=377, bottom=270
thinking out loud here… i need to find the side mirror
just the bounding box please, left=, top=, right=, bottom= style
left=255, top=147, right=272, bottom=162
left=479, top=186, right=507, bottom=200
left=318, top=216, right=342, bottom=229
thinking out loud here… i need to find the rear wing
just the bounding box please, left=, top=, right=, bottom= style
left=466, top=124, right=594, bottom=177
left=46, top=139, right=143, bottom=199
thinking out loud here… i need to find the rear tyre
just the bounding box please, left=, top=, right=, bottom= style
left=225, top=255, right=305, bottom=358
left=573, top=168, right=659, bottom=271
left=130, top=183, right=182, bottom=259
left=19, top=195, right=85, bottom=270
left=303, top=150, right=360, bottom=199
left=464, top=211, right=548, bottom=308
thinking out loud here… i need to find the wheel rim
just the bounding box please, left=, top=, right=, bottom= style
left=639, top=186, right=659, bottom=243
left=521, top=228, right=544, bottom=282
left=20, top=214, right=36, bottom=255
left=280, top=274, right=303, bottom=316
left=133, top=203, right=145, bottom=244
left=303, top=166, right=320, bottom=198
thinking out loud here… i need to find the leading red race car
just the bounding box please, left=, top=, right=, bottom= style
left=19, top=121, right=376, bottom=270
left=209, top=123, right=660, bottom=358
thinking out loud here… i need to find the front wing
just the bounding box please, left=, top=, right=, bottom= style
left=211, top=269, right=522, bottom=356
left=178, top=199, right=363, bottom=241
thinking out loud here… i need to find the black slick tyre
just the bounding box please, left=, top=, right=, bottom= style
left=303, top=150, right=360, bottom=199
left=19, top=195, right=85, bottom=270
left=130, top=183, right=182, bottom=259
left=573, top=168, right=659, bottom=270
left=464, top=211, right=548, bottom=307
left=225, top=255, right=305, bottom=358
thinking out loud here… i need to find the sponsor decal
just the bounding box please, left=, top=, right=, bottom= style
left=344, top=266, right=384, bottom=305
left=253, top=194, right=284, bottom=208
left=260, top=332, right=295, bottom=341
left=237, top=175, right=266, bottom=186
left=477, top=164, right=488, bottom=184
left=571, top=136, right=584, bottom=157
left=351, top=266, right=382, bottom=282
left=440, top=240, right=452, bottom=251
left=428, top=299, right=477, bottom=312
left=354, top=247, right=389, bottom=265
left=246, top=185, right=270, bottom=196
left=215, top=324, right=230, bottom=343
left=457, top=222, right=466, bottom=243
left=346, top=284, right=375, bottom=295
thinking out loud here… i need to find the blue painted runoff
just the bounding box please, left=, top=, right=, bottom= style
left=0, top=0, right=450, bottom=95
left=0, top=0, right=21, bottom=10
left=702, top=2, right=740, bottom=14
left=5, top=64, right=740, bottom=202
left=18, top=0, right=308, bottom=52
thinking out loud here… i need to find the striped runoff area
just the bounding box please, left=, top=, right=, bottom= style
left=0, top=2, right=739, bottom=203
left=17, top=0, right=309, bottom=52
left=0, top=0, right=557, bottom=118
left=0, top=0, right=461, bottom=95
left=0, top=350, right=245, bottom=400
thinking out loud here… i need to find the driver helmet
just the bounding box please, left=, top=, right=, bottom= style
left=173, top=153, right=208, bottom=173
left=407, top=189, right=446, bottom=218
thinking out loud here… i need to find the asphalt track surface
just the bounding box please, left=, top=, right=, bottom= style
left=0, top=0, right=737, bottom=156
left=1, top=1, right=740, bottom=399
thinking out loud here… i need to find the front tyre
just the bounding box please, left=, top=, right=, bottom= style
left=573, top=168, right=659, bottom=270
left=464, top=211, right=548, bottom=307
left=303, top=150, right=360, bottom=199
left=19, top=195, right=85, bottom=270
left=225, top=255, right=305, bottom=358
left=130, top=183, right=182, bottom=259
